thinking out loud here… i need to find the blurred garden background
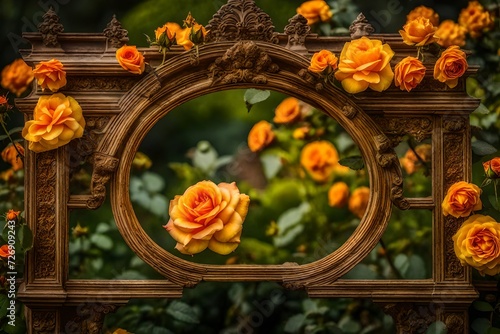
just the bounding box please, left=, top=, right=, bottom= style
left=1, top=0, right=499, bottom=333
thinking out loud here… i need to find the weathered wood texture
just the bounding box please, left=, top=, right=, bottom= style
left=16, top=0, right=479, bottom=333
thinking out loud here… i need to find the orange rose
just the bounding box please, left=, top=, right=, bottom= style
left=273, top=97, right=301, bottom=124
left=155, top=22, right=180, bottom=42
left=399, top=17, right=439, bottom=47
left=300, top=140, right=339, bottom=183
left=436, top=20, right=467, bottom=48
left=164, top=181, right=250, bottom=255
left=1, top=59, right=34, bottom=97
left=400, top=144, right=431, bottom=174
left=6, top=209, right=20, bottom=221
left=458, top=1, right=494, bottom=38
left=0, top=245, right=9, bottom=258
left=0, top=95, right=8, bottom=107
left=328, top=182, right=349, bottom=208
left=406, top=6, right=439, bottom=26
left=32, top=59, right=67, bottom=92
left=176, top=28, right=194, bottom=50
left=247, top=120, right=275, bottom=152
left=297, top=0, right=332, bottom=25
left=442, top=181, right=482, bottom=218
left=292, top=126, right=310, bottom=140
left=348, top=186, right=370, bottom=219
left=394, top=56, right=426, bottom=92
left=22, top=93, right=85, bottom=153
left=483, top=157, right=500, bottom=178
left=1, top=143, right=24, bottom=171
left=335, top=37, right=394, bottom=94
left=453, top=214, right=500, bottom=276
left=433, top=46, right=468, bottom=89
left=115, top=45, right=145, bottom=75
left=308, top=50, right=338, bottom=74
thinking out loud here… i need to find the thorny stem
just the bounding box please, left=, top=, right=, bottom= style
left=379, top=238, right=403, bottom=279
left=0, top=116, right=24, bottom=162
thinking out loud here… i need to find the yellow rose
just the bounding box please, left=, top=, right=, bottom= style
left=300, top=140, right=339, bottom=183
left=247, top=120, right=275, bottom=152
left=22, top=93, right=85, bottom=153
left=399, top=17, right=439, bottom=47
left=433, top=46, right=468, bottom=89
left=328, top=182, right=349, bottom=208
left=132, top=152, right=152, bottom=171
left=458, top=1, right=494, bottom=38
left=1, top=59, right=34, bottom=97
left=442, top=181, right=482, bottom=218
left=164, top=181, right=250, bottom=255
left=436, top=20, right=467, bottom=48
left=32, top=58, right=67, bottom=92
left=176, top=28, right=194, bottom=50
left=155, top=22, right=180, bottom=42
left=273, top=97, right=301, bottom=124
left=297, top=0, right=332, bottom=25
left=406, top=6, right=439, bottom=26
left=453, top=214, right=500, bottom=276
left=115, top=45, right=145, bottom=75
left=348, top=186, right=370, bottom=219
left=308, top=50, right=338, bottom=74
left=394, top=56, right=426, bottom=92
left=292, top=126, right=310, bottom=140
left=1, top=143, right=24, bottom=171
left=334, top=37, right=395, bottom=94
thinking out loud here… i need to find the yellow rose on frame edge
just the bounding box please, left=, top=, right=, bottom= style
left=453, top=214, right=500, bottom=276
left=22, top=93, right=85, bottom=153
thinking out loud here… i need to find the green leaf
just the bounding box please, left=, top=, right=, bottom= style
left=394, top=254, right=409, bottom=276
left=166, top=300, right=200, bottom=324
left=473, top=300, right=494, bottom=312
left=260, top=154, right=282, bottom=179
left=472, top=318, right=491, bottom=334
left=473, top=104, right=491, bottom=115
left=7, top=127, right=24, bottom=135
left=151, top=326, right=175, bottom=334
left=244, top=89, right=271, bottom=112
left=142, top=172, right=165, bottom=193
left=487, top=327, right=500, bottom=334
left=338, top=316, right=361, bottom=334
left=0, top=294, right=8, bottom=318
left=274, top=224, right=304, bottom=248
left=89, top=234, right=113, bottom=250
left=149, top=194, right=168, bottom=218
left=406, top=254, right=427, bottom=279
left=276, top=202, right=311, bottom=232
left=426, top=321, right=447, bottom=334
left=19, top=224, right=33, bottom=251
left=284, top=313, right=306, bottom=333
left=95, top=222, right=110, bottom=234
left=342, top=264, right=378, bottom=279
left=114, top=270, right=147, bottom=280
left=338, top=156, right=365, bottom=170
left=472, top=140, right=498, bottom=156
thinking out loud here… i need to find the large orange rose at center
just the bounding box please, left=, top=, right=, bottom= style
left=165, top=181, right=250, bottom=255
left=334, top=37, right=395, bottom=94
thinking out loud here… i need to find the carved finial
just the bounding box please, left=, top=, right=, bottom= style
left=284, top=14, right=311, bottom=54
left=349, top=13, right=374, bottom=40
left=37, top=7, right=64, bottom=47
left=205, top=0, right=278, bottom=43
left=103, top=15, right=129, bottom=48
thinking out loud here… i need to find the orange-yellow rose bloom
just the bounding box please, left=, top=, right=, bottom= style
left=155, top=22, right=180, bottom=42
left=399, top=17, right=439, bottom=47
left=406, top=6, right=440, bottom=26
left=247, top=120, right=275, bottom=152
left=436, top=20, right=467, bottom=48
left=300, top=140, right=339, bottom=183
left=6, top=209, right=21, bottom=221
left=293, top=126, right=310, bottom=140
left=453, top=214, right=500, bottom=276
left=348, top=186, right=370, bottom=219
left=458, top=1, right=494, bottom=38
left=0, top=245, right=9, bottom=258
left=394, top=56, right=426, bottom=92
left=328, top=182, right=349, bottom=208
left=334, top=37, right=395, bottom=94
left=297, top=0, right=332, bottom=25
left=1, top=143, right=24, bottom=171
left=273, top=97, right=301, bottom=124
left=33, top=59, right=67, bottom=92
left=1, top=59, right=34, bottom=97
left=0, top=95, right=7, bottom=107
left=442, top=181, right=482, bottom=218
left=22, top=93, right=86, bottom=153
left=483, top=157, right=500, bottom=179
left=433, top=46, right=468, bottom=89
left=115, top=45, right=145, bottom=75
left=176, top=28, right=194, bottom=50
left=308, top=50, right=338, bottom=74
left=164, top=181, right=250, bottom=255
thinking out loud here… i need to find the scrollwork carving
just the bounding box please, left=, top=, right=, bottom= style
left=445, top=313, right=465, bottom=333
left=208, top=41, right=279, bottom=85
left=349, top=13, right=374, bottom=39
left=383, top=303, right=436, bottom=333
left=443, top=117, right=467, bottom=132
left=37, top=8, right=64, bottom=47
left=65, top=77, right=138, bottom=92
left=205, top=0, right=278, bottom=43
left=32, top=311, right=56, bottom=333
left=372, top=116, right=433, bottom=145
left=87, top=153, right=119, bottom=210
left=103, top=15, right=128, bottom=48
left=68, top=304, right=118, bottom=334
left=284, top=14, right=311, bottom=54
left=341, top=105, right=357, bottom=119
left=445, top=216, right=465, bottom=279
left=298, top=69, right=324, bottom=92
left=35, top=150, right=57, bottom=279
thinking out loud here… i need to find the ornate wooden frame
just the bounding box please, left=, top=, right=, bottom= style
left=16, top=1, right=479, bottom=333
